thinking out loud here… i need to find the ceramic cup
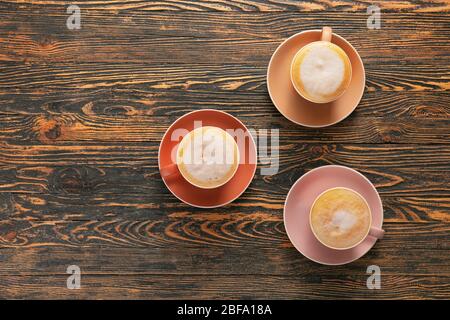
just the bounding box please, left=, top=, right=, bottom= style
left=158, top=109, right=257, bottom=208
left=290, top=27, right=353, bottom=104
left=309, top=187, right=385, bottom=251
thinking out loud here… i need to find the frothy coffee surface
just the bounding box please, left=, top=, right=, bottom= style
left=177, top=126, right=239, bottom=189
left=310, top=188, right=371, bottom=249
left=291, top=41, right=351, bottom=103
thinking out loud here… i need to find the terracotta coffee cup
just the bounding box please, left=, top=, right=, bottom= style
left=160, top=126, right=240, bottom=189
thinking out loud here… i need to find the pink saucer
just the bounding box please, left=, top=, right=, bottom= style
left=284, top=165, right=384, bottom=265
left=158, top=109, right=257, bottom=208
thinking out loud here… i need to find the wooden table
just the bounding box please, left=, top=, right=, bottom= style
left=0, top=1, right=449, bottom=299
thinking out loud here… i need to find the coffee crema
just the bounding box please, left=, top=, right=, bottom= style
left=176, top=126, right=239, bottom=189
left=310, top=188, right=371, bottom=249
left=291, top=41, right=352, bottom=103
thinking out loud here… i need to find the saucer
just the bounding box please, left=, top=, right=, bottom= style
left=158, top=109, right=257, bottom=208
left=283, top=165, right=383, bottom=265
left=267, top=30, right=366, bottom=127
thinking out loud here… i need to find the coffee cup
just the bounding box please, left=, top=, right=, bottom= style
left=160, top=126, right=240, bottom=189
left=291, top=27, right=352, bottom=104
left=309, top=187, right=384, bottom=250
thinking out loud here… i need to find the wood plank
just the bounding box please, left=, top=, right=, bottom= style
left=0, top=63, right=448, bottom=118
left=0, top=235, right=448, bottom=276
left=1, top=9, right=449, bottom=64
left=0, top=144, right=448, bottom=200
left=1, top=189, right=449, bottom=222
left=1, top=62, right=448, bottom=94
left=1, top=142, right=448, bottom=172
left=1, top=111, right=449, bottom=146
left=0, top=274, right=448, bottom=299
left=1, top=88, right=449, bottom=122
left=0, top=212, right=448, bottom=248
left=4, top=174, right=446, bottom=219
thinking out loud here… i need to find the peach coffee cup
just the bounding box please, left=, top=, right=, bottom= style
left=290, top=27, right=352, bottom=104
left=309, top=187, right=385, bottom=251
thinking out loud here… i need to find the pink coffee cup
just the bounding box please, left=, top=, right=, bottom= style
left=309, top=187, right=384, bottom=251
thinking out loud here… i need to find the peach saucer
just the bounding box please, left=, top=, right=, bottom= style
left=158, top=109, right=257, bottom=208
left=267, top=30, right=365, bottom=127
left=283, top=165, right=383, bottom=265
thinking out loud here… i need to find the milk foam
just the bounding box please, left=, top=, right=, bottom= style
left=299, top=45, right=345, bottom=99
left=310, top=188, right=371, bottom=249
left=329, top=210, right=357, bottom=233
left=291, top=41, right=351, bottom=103
left=177, top=127, right=238, bottom=188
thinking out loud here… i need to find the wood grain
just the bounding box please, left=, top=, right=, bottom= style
left=1, top=0, right=449, bottom=13
left=0, top=241, right=448, bottom=276
left=0, top=0, right=449, bottom=300
left=1, top=191, right=449, bottom=222
left=1, top=114, right=450, bottom=150
left=0, top=144, right=449, bottom=196
left=1, top=275, right=448, bottom=299
left=0, top=216, right=449, bottom=250
left=0, top=63, right=449, bottom=119
left=1, top=10, right=450, bottom=64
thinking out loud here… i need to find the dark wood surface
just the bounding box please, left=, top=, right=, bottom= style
left=0, top=1, right=449, bottom=299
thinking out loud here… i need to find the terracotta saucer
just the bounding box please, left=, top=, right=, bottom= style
left=267, top=30, right=365, bottom=127
left=158, top=109, right=257, bottom=208
left=283, top=165, right=384, bottom=265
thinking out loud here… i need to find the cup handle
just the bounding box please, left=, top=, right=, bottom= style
left=368, top=226, right=385, bottom=239
left=160, top=163, right=180, bottom=181
left=321, top=27, right=332, bottom=42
